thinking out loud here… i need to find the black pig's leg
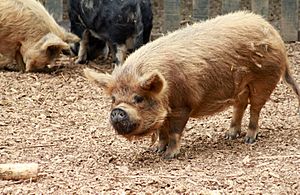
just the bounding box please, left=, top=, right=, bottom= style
left=115, top=44, right=127, bottom=65
left=76, top=30, right=89, bottom=64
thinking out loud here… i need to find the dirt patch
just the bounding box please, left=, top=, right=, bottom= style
left=1, top=49, right=299, bottom=194
left=1, top=1, right=300, bottom=194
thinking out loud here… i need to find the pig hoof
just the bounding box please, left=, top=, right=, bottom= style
left=244, top=136, right=256, bottom=144
left=75, top=58, right=87, bottom=64
left=163, top=150, right=180, bottom=160
left=153, top=146, right=167, bottom=154
left=113, top=59, right=120, bottom=65
left=163, top=152, right=178, bottom=160
left=225, top=131, right=240, bottom=140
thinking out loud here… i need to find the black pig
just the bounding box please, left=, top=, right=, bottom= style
left=69, top=0, right=153, bottom=64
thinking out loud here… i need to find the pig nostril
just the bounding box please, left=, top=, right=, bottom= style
left=110, top=108, right=128, bottom=122
left=119, top=112, right=125, bottom=118
left=110, top=108, right=137, bottom=134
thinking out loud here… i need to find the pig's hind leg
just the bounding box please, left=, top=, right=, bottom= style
left=245, top=81, right=278, bottom=143
left=225, top=87, right=250, bottom=140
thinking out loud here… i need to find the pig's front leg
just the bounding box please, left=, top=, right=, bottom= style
left=154, top=124, right=169, bottom=153
left=163, top=109, right=190, bottom=159
left=76, top=30, right=89, bottom=64
left=15, top=50, right=26, bottom=72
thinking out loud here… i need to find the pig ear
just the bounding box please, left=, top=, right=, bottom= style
left=64, top=32, right=80, bottom=43
left=139, top=71, right=166, bottom=95
left=83, top=68, right=113, bottom=89
left=37, top=33, right=70, bottom=60
left=40, top=33, right=70, bottom=51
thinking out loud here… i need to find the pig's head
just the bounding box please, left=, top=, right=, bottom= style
left=84, top=67, right=169, bottom=139
left=21, top=33, right=73, bottom=72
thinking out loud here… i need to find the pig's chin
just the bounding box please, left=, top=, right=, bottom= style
left=120, top=120, right=164, bottom=140
left=112, top=121, right=140, bottom=136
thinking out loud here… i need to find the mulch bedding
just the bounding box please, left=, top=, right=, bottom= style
left=1, top=0, right=300, bottom=191
left=0, top=41, right=299, bottom=194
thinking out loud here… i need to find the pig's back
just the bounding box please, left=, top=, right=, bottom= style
left=121, top=11, right=287, bottom=115
left=125, top=11, right=284, bottom=72
left=0, top=0, right=65, bottom=41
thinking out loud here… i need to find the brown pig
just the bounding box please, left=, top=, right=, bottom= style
left=0, top=0, right=80, bottom=72
left=84, top=11, right=300, bottom=159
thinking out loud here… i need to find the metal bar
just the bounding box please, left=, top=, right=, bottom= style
left=251, top=0, right=269, bottom=18
left=222, top=0, right=241, bottom=14
left=164, top=0, right=181, bottom=32
left=281, top=0, right=299, bottom=41
left=192, top=0, right=209, bottom=21
left=45, top=0, right=63, bottom=22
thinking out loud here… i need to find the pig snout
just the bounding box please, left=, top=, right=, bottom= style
left=111, top=108, right=128, bottom=123
left=110, top=108, right=137, bottom=134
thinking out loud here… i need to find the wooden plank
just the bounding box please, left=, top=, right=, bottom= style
left=157, top=0, right=164, bottom=8
left=251, top=0, right=269, bottom=17
left=192, top=0, right=209, bottom=21
left=222, top=0, right=241, bottom=14
left=281, top=0, right=299, bottom=41
left=45, top=0, right=63, bottom=22
left=164, top=0, right=181, bottom=32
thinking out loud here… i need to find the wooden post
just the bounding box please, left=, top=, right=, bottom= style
left=222, top=0, right=241, bottom=14
left=192, top=0, right=209, bottom=21
left=251, top=0, right=269, bottom=18
left=0, top=163, right=39, bottom=181
left=45, top=0, right=63, bottom=22
left=157, top=0, right=164, bottom=9
left=164, top=0, right=181, bottom=32
left=281, top=0, right=299, bottom=42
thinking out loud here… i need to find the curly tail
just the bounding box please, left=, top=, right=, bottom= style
left=283, top=64, right=300, bottom=116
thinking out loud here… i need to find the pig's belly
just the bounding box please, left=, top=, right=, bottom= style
left=0, top=40, right=18, bottom=58
left=190, top=98, right=235, bottom=118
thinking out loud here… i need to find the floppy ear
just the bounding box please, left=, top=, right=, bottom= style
left=38, top=33, right=70, bottom=59
left=64, top=32, right=80, bottom=43
left=84, top=68, right=113, bottom=90
left=40, top=33, right=69, bottom=51
left=139, top=71, right=166, bottom=95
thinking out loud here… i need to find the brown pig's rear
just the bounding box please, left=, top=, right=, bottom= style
left=85, top=11, right=300, bottom=159
left=0, top=0, right=79, bottom=72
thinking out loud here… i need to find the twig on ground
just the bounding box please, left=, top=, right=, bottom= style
left=0, top=179, right=28, bottom=188
left=255, top=155, right=300, bottom=160
left=22, top=144, right=58, bottom=149
left=60, top=72, right=68, bottom=82
left=41, top=93, right=50, bottom=106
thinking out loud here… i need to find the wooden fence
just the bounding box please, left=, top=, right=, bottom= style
left=42, top=0, right=299, bottom=42
left=164, top=0, right=299, bottom=42
left=40, top=0, right=63, bottom=22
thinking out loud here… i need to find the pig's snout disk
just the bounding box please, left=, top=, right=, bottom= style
left=110, top=108, right=134, bottom=134
left=110, top=108, right=128, bottom=123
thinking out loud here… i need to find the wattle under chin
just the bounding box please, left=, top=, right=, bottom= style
left=121, top=130, right=154, bottom=141
left=118, top=121, right=164, bottom=141
left=112, top=121, right=139, bottom=135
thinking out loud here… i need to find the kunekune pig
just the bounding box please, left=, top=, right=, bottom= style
left=84, top=11, right=300, bottom=159
left=69, top=0, right=153, bottom=65
left=0, top=0, right=80, bottom=72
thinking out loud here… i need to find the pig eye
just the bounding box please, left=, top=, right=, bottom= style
left=133, top=95, right=144, bottom=104
left=111, top=96, right=116, bottom=103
